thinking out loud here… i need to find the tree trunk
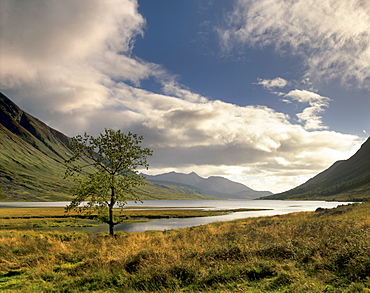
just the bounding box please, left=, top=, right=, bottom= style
left=109, top=185, right=115, bottom=237
left=109, top=221, right=114, bottom=237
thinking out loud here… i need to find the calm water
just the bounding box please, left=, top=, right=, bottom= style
left=0, top=200, right=352, bottom=233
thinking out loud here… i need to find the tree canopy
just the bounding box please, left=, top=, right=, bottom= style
left=64, top=129, right=153, bottom=236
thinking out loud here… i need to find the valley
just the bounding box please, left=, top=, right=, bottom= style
left=1, top=92, right=370, bottom=292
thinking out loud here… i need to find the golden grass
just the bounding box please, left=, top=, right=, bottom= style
left=0, top=207, right=72, bottom=218
left=0, top=202, right=369, bottom=292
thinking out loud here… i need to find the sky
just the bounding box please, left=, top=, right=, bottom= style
left=0, top=0, right=369, bottom=193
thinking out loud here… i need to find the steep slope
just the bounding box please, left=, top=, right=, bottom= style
left=0, top=93, right=75, bottom=201
left=0, top=93, right=208, bottom=201
left=263, top=137, right=370, bottom=201
left=0, top=93, right=71, bottom=160
left=144, top=171, right=272, bottom=199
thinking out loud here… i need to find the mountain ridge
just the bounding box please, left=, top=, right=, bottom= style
left=0, top=92, right=71, bottom=161
left=262, top=137, right=370, bottom=201
left=144, top=171, right=272, bottom=199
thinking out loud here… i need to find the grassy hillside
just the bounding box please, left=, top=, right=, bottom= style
left=0, top=202, right=369, bottom=292
left=0, top=92, right=74, bottom=201
left=263, top=137, right=370, bottom=201
left=0, top=125, right=74, bottom=201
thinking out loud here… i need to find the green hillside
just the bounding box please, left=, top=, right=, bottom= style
left=263, top=137, right=370, bottom=201
left=0, top=124, right=73, bottom=201
left=0, top=91, right=74, bottom=201
left=0, top=93, right=208, bottom=201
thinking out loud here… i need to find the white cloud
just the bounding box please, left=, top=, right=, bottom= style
left=284, top=90, right=330, bottom=130
left=0, top=0, right=147, bottom=111
left=256, top=77, right=331, bottom=131
left=162, top=80, right=209, bottom=103
left=256, top=77, right=288, bottom=90
left=0, top=0, right=364, bottom=193
left=220, top=0, right=370, bottom=87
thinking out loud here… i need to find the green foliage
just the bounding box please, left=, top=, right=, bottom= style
left=64, top=129, right=153, bottom=236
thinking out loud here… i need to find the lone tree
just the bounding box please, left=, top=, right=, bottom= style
left=64, top=129, right=153, bottom=236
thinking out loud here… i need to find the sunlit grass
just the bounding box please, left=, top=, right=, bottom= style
left=0, top=202, right=369, bottom=292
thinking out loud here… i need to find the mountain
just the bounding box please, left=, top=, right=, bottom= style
left=144, top=171, right=272, bottom=199
left=262, top=137, right=370, bottom=201
left=0, top=92, right=75, bottom=201
left=0, top=93, right=208, bottom=201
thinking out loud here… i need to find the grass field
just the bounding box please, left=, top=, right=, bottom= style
left=0, top=202, right=369, bottom=292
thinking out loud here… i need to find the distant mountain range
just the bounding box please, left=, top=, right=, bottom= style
left=144, top=172, right=272, bottom=199
left=264, top=137, right=370, bottom=201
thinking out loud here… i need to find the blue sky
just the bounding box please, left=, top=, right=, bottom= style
left=1, top=0, right=369, bottom=193
left=134, top=0, right=369, bottom=136
left=134, top=2, right=297, bottom=109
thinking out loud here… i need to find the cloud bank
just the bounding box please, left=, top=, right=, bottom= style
left=112, top=85, right=359, bottom=192
left=220, top=0, right=370, bottom=87
left=0, top=0, right=363, bottom=193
